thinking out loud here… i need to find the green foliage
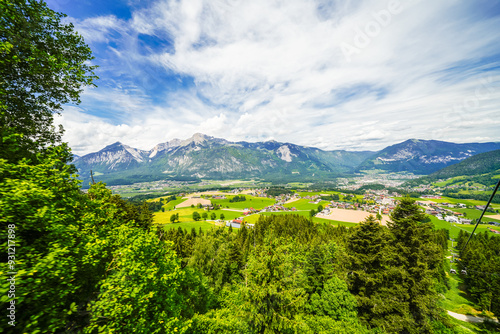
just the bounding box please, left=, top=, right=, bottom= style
left=266, top=186, right=294, bottom=197
left=320, top=193, right=340, bottom=201
left=343, top=202, right=449, bottom=333
left=193, top=211, right=201, bottom=221
left=0, top=144, right=192, bottom=333
left=145, top=200, right=163, bottom=212
left=229, top=195, right=246, bottom=203
left=347, top=215, right=403, bottom=330
left=308, top=276, right=358, bottom=320
left=86, top=182, right=153, bottom=231
left=0, top=0, right=97, bottom=162
left=0, top=145, right=85, bottom=332
left=458, top=231, right=500, bottom=316
left=357, top=183, right=386, bottom=191
left=84, top=227, right=191, bottom=333
left=387, top=197, right=446, bottom=333
left=301, top=276, right=369, bottom=334
left=406, top=150, right=500, bottom=203
left=169, top=214, right=370, bottom=333
left=231, top=239, right=309, bottom=333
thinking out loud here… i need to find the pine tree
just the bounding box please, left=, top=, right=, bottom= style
left=387, top=197, right=444, bottom=333
left=347, top=215, right=410, bottom=332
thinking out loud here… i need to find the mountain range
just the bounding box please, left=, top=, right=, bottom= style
left=428, top=149, right=500, bottom=180
left=72, top=134, right=500, bottom=187
left=356, top=139, right=500, bottom=174
left=404, top=149, right=500, bottom=189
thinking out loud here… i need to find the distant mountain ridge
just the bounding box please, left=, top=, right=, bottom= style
left=427, top=149, right=500, bottom=180
left=72, top=135, right=500, bottom=187
left=403, top=149, right=500, bottom=196
left=356, top=139, right=500, bottom=174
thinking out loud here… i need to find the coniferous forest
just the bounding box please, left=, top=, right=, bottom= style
left=1, top=1, right=500, bottom=333
left=457, top=231, right=500, bottom=317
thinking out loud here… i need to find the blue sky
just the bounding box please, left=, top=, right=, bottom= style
left=46, top=0, right=500, bottom=155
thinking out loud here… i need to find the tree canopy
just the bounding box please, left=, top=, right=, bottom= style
left=0, top=0, right=97, bottom=162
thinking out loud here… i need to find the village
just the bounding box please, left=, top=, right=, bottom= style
left=152, top=186, right=500, bottom=236
left=416, top=196, right=500, bottom=234
left=172, top=188, right=403, bottom=229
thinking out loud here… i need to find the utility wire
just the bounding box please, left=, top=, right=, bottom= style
left=461, top=178, right=500, bottom=252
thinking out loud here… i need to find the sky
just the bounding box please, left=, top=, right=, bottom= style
left=46, top=0, right=500, bottom=155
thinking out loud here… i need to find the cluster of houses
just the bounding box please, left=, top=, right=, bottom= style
left=260, top=205, right=297, bottom=213
left=421, top=194, right=442, bottom=199
left=318, top=199, right=396, bottom=216
left=242, top=207, right=259, bottom=215
left=210, top=195, right=227, bottom=200
left=248, top=188, right=270, bottom=197
left=419, top=201, right=473, bottom=224
left=225, top=218, right=254, bottom=229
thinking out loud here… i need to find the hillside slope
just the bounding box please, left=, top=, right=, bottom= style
left=428, top=149, right=500, bottom=179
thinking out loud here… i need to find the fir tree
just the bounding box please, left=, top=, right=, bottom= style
left=387, top=197, right=444, bottom=333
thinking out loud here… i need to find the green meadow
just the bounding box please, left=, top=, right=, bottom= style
left=453, top=208, right=500, bottom=224
left=210, top=195, right=275, bottom=210
left=283, top=198, right=330, bottom=210
left=424, top=196, right=500, bottom=210
left=154, top=207, right=245, bottom=224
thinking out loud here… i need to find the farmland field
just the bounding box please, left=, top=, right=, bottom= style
left=428, top=216, right=463, bottom=239
left=452, top=208, right=500, bottom=223
left=283, top=199, right=329, bottom=210
left=154, top=208, right=245, bottom=224
left=210, top=195, right=275, bottom=210
left=457, top=224, right=500, bottom=234
left=162, top=198, right=186, bottom=210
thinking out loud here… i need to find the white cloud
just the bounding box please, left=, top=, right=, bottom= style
left=60, top=0, right=500, bottom=154
left=64, top=15, right=125, bottom=43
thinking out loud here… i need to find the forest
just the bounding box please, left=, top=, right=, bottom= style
left=457, top=231, right=500, bottom=316
left=158, top=205, right=452, bottom=333
left=1, top=1, right=500, bottom=333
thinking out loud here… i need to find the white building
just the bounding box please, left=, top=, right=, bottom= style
left=445, top=216, right=459, bottom=223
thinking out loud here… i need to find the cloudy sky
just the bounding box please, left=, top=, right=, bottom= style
left=46, top=0, right=500, bottom=155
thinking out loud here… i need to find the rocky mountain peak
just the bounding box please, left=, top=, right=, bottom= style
left=182, top=133, right=211, bottom=146
left=149, top=138, right=183, bottom=158
left=102, top=141, right=125, bottom=151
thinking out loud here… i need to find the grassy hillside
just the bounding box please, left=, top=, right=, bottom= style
left=430, top=149, right=500, bottom=179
